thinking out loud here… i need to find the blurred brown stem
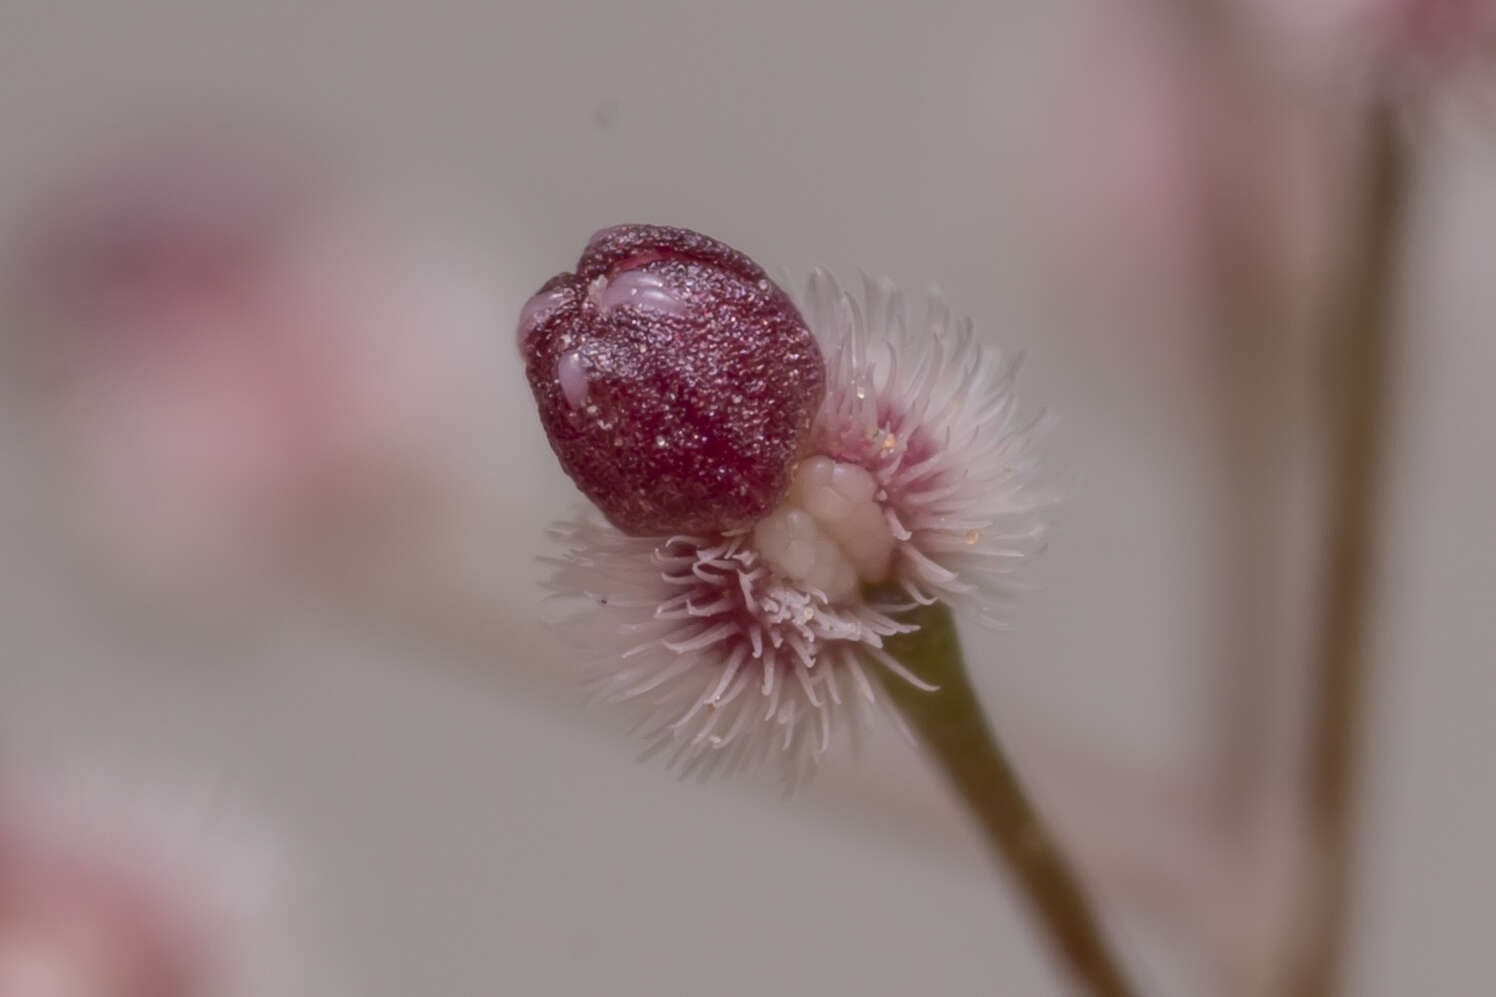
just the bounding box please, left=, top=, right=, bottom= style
left=1291, top=104, right=1406, bottom=997
left=878, top=600, right=1142, bottom=997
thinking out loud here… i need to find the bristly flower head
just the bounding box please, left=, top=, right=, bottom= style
left=520, top=225, right=1045, bottom=779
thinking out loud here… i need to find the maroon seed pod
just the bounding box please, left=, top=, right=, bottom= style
left=518, top=224, right=826, bottom=536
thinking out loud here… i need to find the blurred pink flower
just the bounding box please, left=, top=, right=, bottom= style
left=0, top=774, right=287, bottom=997
left=6, top=125, right=496, bottom=615
left=0, top=825, right=208, bottom=995
left=1249, top=0, right=1496, bottom=94
left=1017, top=4, right=1342, bottom=338
left=1371, top=0, right=1496, bottom=90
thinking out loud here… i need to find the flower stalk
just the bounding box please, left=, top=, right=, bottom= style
left=877, top=598, right=1141, bottom=997
left=1290, top=101, right=1407, bottom=997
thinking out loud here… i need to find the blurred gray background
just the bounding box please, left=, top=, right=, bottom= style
left=0, top=1, right=1492, bottom=994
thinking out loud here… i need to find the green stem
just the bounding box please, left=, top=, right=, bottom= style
left=1290, top=104, right=1406, bottom=997
left=878, top=601, right=1142, bottom=997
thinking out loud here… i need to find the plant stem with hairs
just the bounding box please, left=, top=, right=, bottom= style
left=879, top=600, right=1142, bottom=997
left=1290, top=102, right=1407, bottom=997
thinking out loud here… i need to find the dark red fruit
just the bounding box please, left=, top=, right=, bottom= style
left=518, top=224, right=825, bottom=536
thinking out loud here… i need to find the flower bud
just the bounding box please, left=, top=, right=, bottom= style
left=518, top=224, right=825, bottom=536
